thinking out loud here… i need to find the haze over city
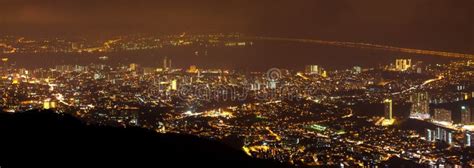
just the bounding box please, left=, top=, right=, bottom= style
left=0, top=0, right=473, bottom=167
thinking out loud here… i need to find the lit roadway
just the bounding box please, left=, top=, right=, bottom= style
left=245, top=36, right=474, bottom=60
left=392, top=75, right=444, bottom=95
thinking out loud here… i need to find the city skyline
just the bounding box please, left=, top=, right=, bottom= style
left=0, top=34, right=467, bottom=71
left=1, top=0, right=473, bottom=53
left=0, top=1, right=473, bottom=167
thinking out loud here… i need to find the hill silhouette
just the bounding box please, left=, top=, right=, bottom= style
left=0, top=110, right=286, bottom=168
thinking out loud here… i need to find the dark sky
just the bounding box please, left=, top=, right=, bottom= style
left=0, top=0, right=473, bottom=52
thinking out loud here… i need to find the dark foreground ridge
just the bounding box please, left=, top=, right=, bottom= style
left=0, top=110, right=286, bottom=168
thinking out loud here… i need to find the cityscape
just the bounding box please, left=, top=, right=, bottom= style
left=0, top=0, right=473, bottom=167
left=1, top=36, right=474, bottom=166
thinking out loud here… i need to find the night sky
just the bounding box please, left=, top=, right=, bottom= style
left=0, top=0, right=473, bottom=52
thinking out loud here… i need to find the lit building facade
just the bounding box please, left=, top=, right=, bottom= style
left=410, top=92, right=430, bottom=119
left=461, top=106, right=471, bottom=125
left=384, top=99, right=393, bottom=120
left=395, top=59, right=412, bottom=71
left=305, top=65, right=320, bottom=75
left=163, top=56, right=172, bottom=71
left=433, top=108, right=452, bottom=123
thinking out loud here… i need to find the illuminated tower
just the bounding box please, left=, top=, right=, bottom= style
left=168, top=58, right=172, bottom=70
left=171, top=79, right=178, bottom=91
left=384, top=99, right=393, bottom=120
left=163, top=56, right=168, bottom=70
left=1, top=57, right=8, bottom=76
left=129, top=63, right=138, bottom=71
left=163, top=56, right=172, bottom=71
left=425, top=129, right=432, bottom=142
left=305, top=65, right=319, bottom=75
left=465, top=132, right=472, bottom=146
left=461, top=105, right=471, bottom=125
left=425, top=129, right=437, bottom=142
left=448, top=132, right=453, bottom=144
left=467, top=133, right=473, bottom=147
left=410, top=92, right=430, bottom=119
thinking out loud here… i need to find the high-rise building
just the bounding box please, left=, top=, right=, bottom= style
left=380, top=99, right=395, bottom=126
left=1, top=58, right=8, bottom=77
left=432, top=127, right=452, bottom=144
left=169, top=58, right=172, bottom=70
left=163, top=57, right=167, bottom=69
left=436, top=127, right=442, bottom=140
left=442, top=129, right=447, bottom=142
left=43, top=100, right=51, bottom=109
left=384, top=99, right=393, bottom=120
left=433, top=108, right=452, bottom=123
left=268, top=81, right=277, bottom=89
left=43, top=99, right=57, bottom=109
left=410, top=92, right=430, bottom=119
left=466, top=133, right=472, bottom=147
left=395, top=59, right=412, bottom=71
left=426, top=129, right=434, bottom=142
left=353, top=66, right=362, bottom=74
left=129, top=63, right=138, bottom=71
left=171, top=79, right=178, bottom=91
left=426, top=128, right=453, bottom=144
left=163, top=56, right=172, bottom=71
left=305, top=65, right=320, bottom=75
left=321, top=70, right=328, bottom=78
left=448, top=132, right=453, bottom=144
left=187, top=65, right=198, bottom=73
left=461, top=106, right=471, bottom=125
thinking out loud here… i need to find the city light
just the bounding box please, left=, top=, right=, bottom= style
left=0, top=1, right=473, bottom=167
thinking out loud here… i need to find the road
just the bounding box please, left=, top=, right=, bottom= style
left=245, top=36, right=474, bottom=59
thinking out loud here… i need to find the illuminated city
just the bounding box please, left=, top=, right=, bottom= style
left=0, top=0, right=473, bottom=167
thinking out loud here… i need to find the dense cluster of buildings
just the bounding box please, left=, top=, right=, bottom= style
left=1, top=55, right=473, bottom=167
left=0, top=34, right=251, bottom=54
